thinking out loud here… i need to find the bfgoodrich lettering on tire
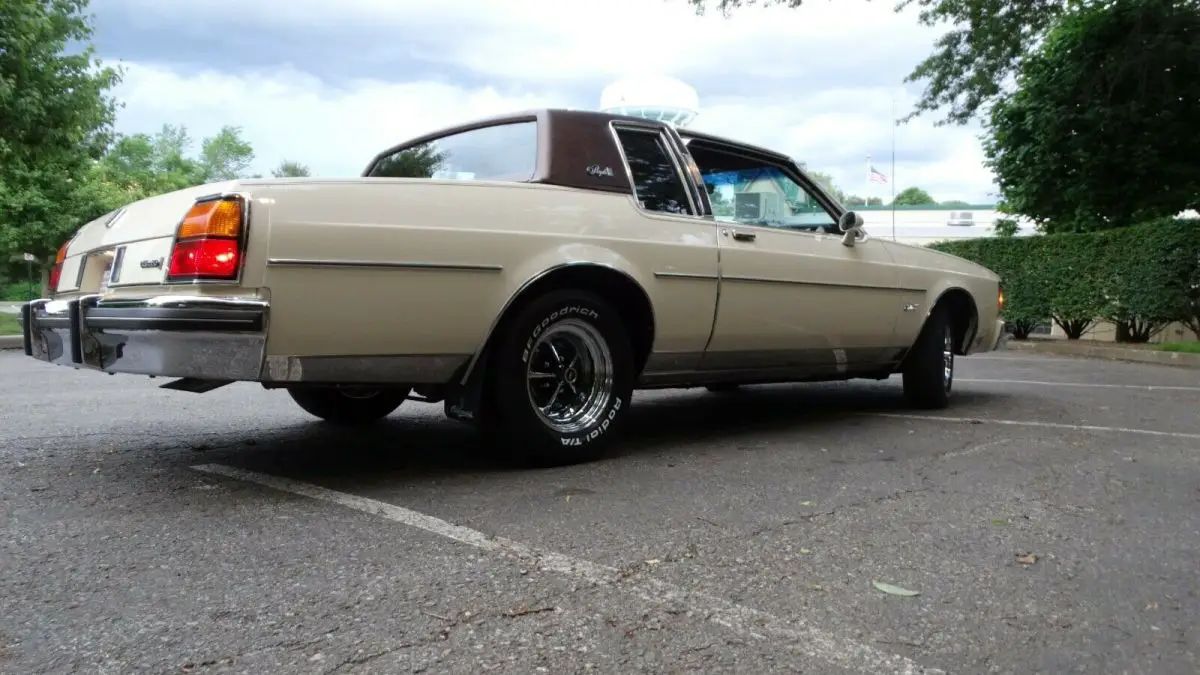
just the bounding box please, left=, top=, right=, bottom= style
left=901, top=304, right=953, bottom=409
left=486, top=289, right=636, bottom=466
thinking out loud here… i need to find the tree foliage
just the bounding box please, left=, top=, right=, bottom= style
left=843, top=195, right=884, bottom=206
left=983, top=0, right=1200, bottom=232
left=272, top=160, right=311, bottom=177
left=0, top=0, right=123, bottom=260
left=930, top=219, right=1200, bottom=341
left=91, top=124, right=256, bottom=202
left=199, top=126, right=255, bottom=181
left=682, top=0, right=1066, bottom=126
left=367, top=143, right=448, bottom=178
left=893, top=186, right=936, bottom=206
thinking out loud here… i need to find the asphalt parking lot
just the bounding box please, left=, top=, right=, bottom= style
left=2, top=348, right=1198, bottom=674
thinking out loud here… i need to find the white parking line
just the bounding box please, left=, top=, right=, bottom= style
left=192, top=463, right=940, bottom=675
left=866, top=413, right=1200, bottom=440
left=958, top=378, right=1200, bottom=392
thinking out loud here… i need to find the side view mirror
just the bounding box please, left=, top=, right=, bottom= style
left=838, top=210, right=866, bottom=247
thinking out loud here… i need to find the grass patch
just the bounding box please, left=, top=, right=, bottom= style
left=1158, top=341, right=1200, bottom=354
left=0, top=313, right=21, bottom=336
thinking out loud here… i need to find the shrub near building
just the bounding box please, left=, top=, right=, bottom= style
left=929, top=218, right=1200, bottom=343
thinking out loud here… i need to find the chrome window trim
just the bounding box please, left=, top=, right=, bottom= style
left=606, top=121, right=700, bottom=218
left=680, top=134, right=858, bottom=238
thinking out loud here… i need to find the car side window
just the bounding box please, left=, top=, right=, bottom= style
left=613, top=128, right=694, bottom=216
left=368, top=121, right=538, bottom=181
left=686, top=140, right=837, bottom=233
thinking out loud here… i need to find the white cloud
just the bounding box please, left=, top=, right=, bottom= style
left=102, top=0, right=998, bottom=202
left=112, top=65, right=562, bottom=178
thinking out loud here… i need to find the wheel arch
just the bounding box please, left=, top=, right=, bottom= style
left=928, top=286, right=979, bottom=355
left=459, top=260, right=657, bottom=386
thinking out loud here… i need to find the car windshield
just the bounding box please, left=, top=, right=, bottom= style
left=685, top=140, right=837, bottom=232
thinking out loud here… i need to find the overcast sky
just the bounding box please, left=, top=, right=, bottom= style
left=88, top=0, right=999, bottom=204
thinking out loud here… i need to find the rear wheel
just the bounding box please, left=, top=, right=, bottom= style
left=901, top=305, right=954, bottom=409
left=483, top=289, right=635, bottom=466
left=287, top=386, right=410, bottom=425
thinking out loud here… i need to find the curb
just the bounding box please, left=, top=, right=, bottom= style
left=0, top=335, right=23, bottom=350
left=1004, top=338, right=1200, bottom=368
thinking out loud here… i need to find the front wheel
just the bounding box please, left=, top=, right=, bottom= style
left=901, top=305, right=954, bottom=409
left=287, top=386, right=410, bottom=425
left=484, top=289, right=636, bottom=466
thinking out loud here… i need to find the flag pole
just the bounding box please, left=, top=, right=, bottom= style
left=865, top=153, right=871, bottom=209
left=890, top=94, right=897, bottom=241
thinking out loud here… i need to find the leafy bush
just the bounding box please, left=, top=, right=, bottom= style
left=930, top=218, right=1200, bottom=341
left=1, top=280, right=40, bottom=302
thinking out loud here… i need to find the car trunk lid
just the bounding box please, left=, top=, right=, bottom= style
left=55, top=181, right=240, bottom=293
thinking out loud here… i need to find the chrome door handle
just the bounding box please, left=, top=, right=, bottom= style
left=731, top=230, right=756, bottom=241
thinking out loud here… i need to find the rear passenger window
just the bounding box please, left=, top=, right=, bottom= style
left=614, top=128, right=693, bottom=215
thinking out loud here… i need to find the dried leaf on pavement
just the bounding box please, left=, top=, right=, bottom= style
left=872, top=580, right=920, bottom=596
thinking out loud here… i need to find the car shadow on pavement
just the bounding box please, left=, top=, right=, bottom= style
left=203, top=382, right=1009, bottom=484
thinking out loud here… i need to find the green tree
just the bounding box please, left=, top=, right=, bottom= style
left=892, top=186, right=936, bottom=206
left=88, top=124, right=258, bottom=216
left=843, top=195, right=883, bottom=206
left=368, top=143, right=447, bottom=178
left=199, top=125, right=255, bottom=181
left=983, top=0, right=1200, bottom=232
left=272, top=160, right=311, bottom=177
left=807, top=170, right=845, bottom=202
left=941, top=200, right=970, bottom=208
left=684, top=0, right=1067, bottom=126
left=0, top=0, right=123, bottom=260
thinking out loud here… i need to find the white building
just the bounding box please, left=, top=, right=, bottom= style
left=850, top=204, right=1037, bottom=245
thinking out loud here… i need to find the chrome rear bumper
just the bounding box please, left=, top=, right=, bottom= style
left=19, top=294, right=269, bottom=381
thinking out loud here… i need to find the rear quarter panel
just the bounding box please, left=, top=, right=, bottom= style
left=249, top=178, right=720, bottom=360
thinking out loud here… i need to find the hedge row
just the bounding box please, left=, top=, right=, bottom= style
left=929, top=218, right=1200, bottom=341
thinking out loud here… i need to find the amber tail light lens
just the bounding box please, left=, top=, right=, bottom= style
left=167, top=196, right=245, bottom=281
left=998, top=285, right=1006, bottom=312
left=48, top=240, right=70, bottom=291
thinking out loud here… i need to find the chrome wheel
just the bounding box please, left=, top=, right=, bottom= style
left=525, top=318, right=614, bottom=434
left=942, top=326, right=955, bottom=390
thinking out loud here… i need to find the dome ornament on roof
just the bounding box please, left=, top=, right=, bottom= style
left=599, top=74, right=700, bottom=128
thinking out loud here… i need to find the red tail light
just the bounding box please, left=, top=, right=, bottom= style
left=169, top=239, right=240, bottom=278
left=48, top=240, right=70, bottom=292
left=167, top=196, right=246, bottom=282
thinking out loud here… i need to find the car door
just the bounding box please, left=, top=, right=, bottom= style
left=682, top=137, right=910, bottom=376
left=605, top=122, right=723, bottom=381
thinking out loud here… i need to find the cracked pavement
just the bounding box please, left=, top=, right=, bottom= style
left=2, top=349, right=1199, bottom=673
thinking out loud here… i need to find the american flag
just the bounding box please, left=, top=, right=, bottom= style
left=869, top=165, right=888, bottom=184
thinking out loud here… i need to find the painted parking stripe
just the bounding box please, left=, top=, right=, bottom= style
left=957, top=378, right=1200, bottom=392
left=867, top=413, right=1200, bottom=440
left=192, top=463, right=941, bottom=675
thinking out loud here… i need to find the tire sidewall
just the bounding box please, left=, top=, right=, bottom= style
left=492, top=290, right=635, bottom=458
left=942, top=321, right=954, bottom=393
